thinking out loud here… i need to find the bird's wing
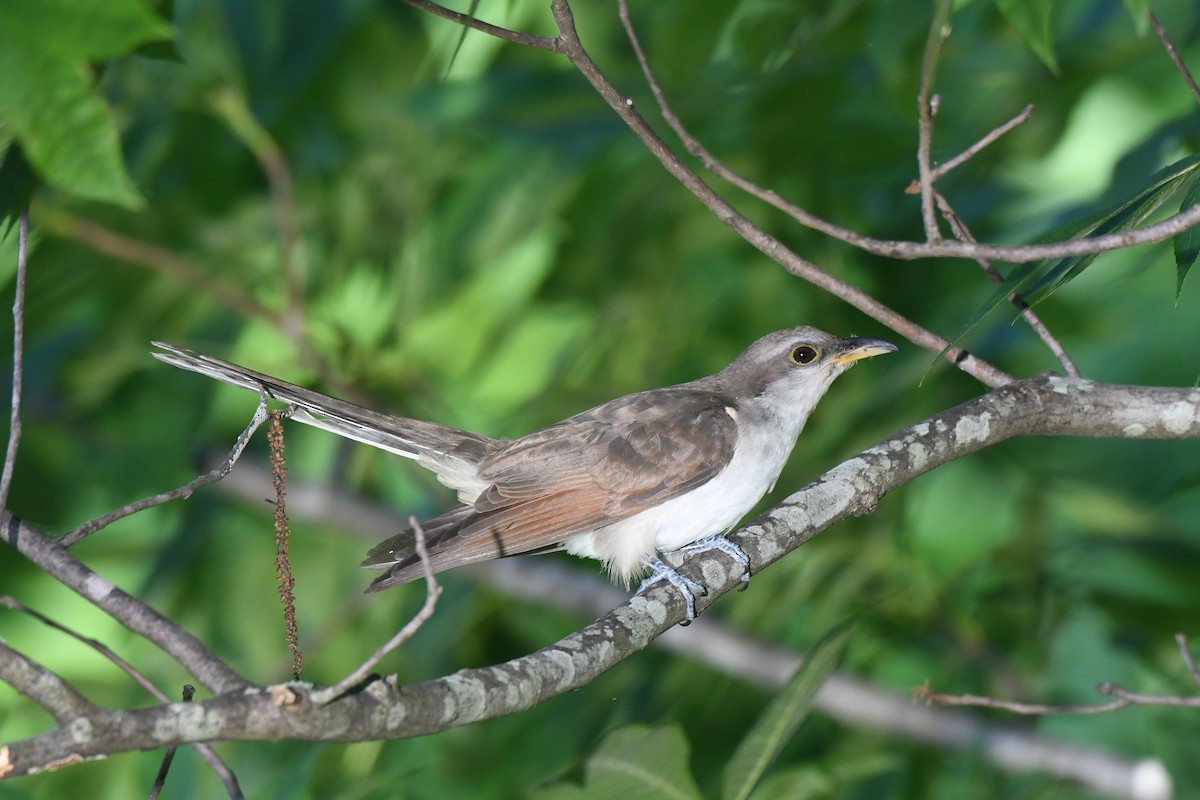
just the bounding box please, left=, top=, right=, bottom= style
left=363, top=386, right=739, bottom=588
left=152, top=343, right=494, bottom=495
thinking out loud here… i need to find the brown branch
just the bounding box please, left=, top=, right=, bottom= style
left=590, top=1, right=1008, bottom=386
left=209, top=88, right=307, bottom=340
left=1177, top=633, right=1200, bottom=688
left=933, top=192, right=1080, bottom=377
left=915, top=0, right=953, bottom=241
left=36, top=207, right=279, bottom=325
left=4, top=376, right=1199, bottom=776
left=60, top=390, right=272, bottom=547
left=0, top=212, right=28, bottom=512
left=917, top=679, right=1200, bottom=714
left=610, top=3, right=1200, bottom=267
left=400, top=0, right=563, bottom=51
left=1150, top=12, right=1200, bottom=107
left=148, top=685, right=196, bottom=800
left=929, top=104, right=1035, bottom=182
left=2, top=512, right=251, bottom=694
left=0, top=640, right=98, bottom=724
left=0, top=598, right=244, bottom=796
left=318, top=517, right=442, bottom=700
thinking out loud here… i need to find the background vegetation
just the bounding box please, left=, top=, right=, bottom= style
left=2, top=0, right=1199, bottom=797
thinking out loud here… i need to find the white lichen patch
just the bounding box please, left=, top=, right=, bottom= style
left=954, top=413, right=991, bottom=444
left=1122, top=423, right=1148, bottom=437
left=1162, top=401, right=1197, bottom=435
left=67, top=716, right=93, bottom=743
left=83, top=573, right=114, bottom=601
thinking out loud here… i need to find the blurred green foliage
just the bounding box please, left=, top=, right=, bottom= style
left=2, top=0, right=1200, bottom=798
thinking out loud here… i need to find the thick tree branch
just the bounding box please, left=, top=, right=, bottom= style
left=3, top=376, right=1197, bottom=778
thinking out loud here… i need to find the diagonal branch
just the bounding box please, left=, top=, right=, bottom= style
left=61, top=390, right=272, bottom=547
left=933, top=191, right=1080, bottom=377
left=915, top=0, right=953, bottom=241
left=1, top=512, right=251, bottom=694
left=3, top=376, right=1198, bottom=779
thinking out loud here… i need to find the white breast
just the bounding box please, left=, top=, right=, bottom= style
left=565, top=405, right=804, bottom=586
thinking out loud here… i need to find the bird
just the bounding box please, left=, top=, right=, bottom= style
left=153, top=327, right=896, bottom=619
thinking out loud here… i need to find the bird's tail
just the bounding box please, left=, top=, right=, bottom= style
left=151, top=343, right=493, bottom=487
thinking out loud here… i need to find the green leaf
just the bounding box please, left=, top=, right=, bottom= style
left=532, top=724, right=702, bottom=800
left=1120, top=0, right=1150, bottom=35
left=0, top=0, right=172, bottom=208
left=1172, top=173, right=1200, bottom=298
left=995, top=0, right=1059, bottom=74
left=944, top=152, right=1200, bottom=361
left=721, top=617, right=856, bottom=800
left=1032, top=154, right=1200, bottom=299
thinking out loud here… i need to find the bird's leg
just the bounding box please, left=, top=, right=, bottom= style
left=680, top=535, right=752, bottom=590
left=638, top=557, right=707, bottom=622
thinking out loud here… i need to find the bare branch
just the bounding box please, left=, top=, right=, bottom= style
left=0, top=640, right=98, bottom=724
left=1, top=512, right=251, bottom=694
left=933, top=192, right=1080, bottom=377
left=928, top=104, right=1035, bottom=182
left=917, top=677, right=1200, bottom=714
left=4, top=376, right=1199, bottom=777
left=148, top=685, right=194, bottom=800
left=1150, top=12, right=1200, bottom=107
left=915, top=0, right=953, bottom=241
left=36, top=208, right=278, bottom=325
left=0, top=597, right=244, bottom=796
left=317, top=517, right=442, bottom=701
left=60, top=390, right=272, bottom=547
left=209, top=89, right=307, bottom=340
left=0, top=212, right=28, bottom=512
left=1177, top=633, right=1200, bottom=689
left=400, top=0, right=563, bottom=51
left=609, top=3, right=1200, bottom=268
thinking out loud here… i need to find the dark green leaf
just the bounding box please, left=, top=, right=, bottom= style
left=721, top=617, right=857, bottom=800
left=0, top=0, right=172, bottom=208
left=995, top=0, right=1059, bottom=74
left=1172, top=173, right=1200, bottom=298
left=532, top=724, right=702, bottom=800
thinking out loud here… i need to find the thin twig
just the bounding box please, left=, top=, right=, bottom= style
left=1150, top=12, right=1200, bottom=107
left=401, top=0, right=563, bottom=51
left=915, top=0, right=953, bottom=241
left=0, top=212, right=28, bottom=512
left=149, top=684, right=196, bottom=800
left=917, top=679, right=1200, bottom=714
left=315, top=517, right=441, bottom=701
left=0, top=597, right=245, bottom=797
left=60, top=390, right=272, bottom=547
left=209, top=88, right=307, bottom=340
left=927, top=104, right=1034, bottom=183
left=1175, top=633, right=1200, bottom=688
left=934, top=191, right=1081, bottom=377
left=3, top=511, right=251, bottom=693
left=37, top=208, right=278, bottom=324
left=612, top=0, right=1009, bottom=386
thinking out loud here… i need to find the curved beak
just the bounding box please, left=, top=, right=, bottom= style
left=830, top=337, right=899, bottom=366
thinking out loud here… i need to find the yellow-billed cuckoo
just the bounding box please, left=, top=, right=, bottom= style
left=153, top=327, right=895, bottom=619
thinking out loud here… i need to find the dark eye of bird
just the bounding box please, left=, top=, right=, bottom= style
left=790, top=344, right=819, bottom=364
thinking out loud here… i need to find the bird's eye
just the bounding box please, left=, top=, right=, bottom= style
left=790, top=344, right=820, bottom=365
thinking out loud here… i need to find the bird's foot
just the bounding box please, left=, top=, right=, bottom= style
left=680, top=535, right=752, bottom=590
left=639, top=557, right=707, bottom=623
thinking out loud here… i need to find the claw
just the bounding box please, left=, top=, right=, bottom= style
left=681, top=535, right=752, bottom=589
left=638, top=557, right=707, bottom=622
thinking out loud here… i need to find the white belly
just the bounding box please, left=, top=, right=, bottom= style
left=565, top=410, right=800, bottom=586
